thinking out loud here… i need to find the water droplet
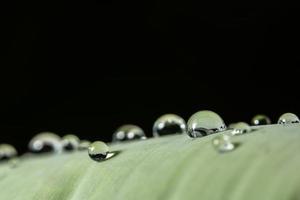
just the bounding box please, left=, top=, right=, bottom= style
left=112, top=125, right=146, bottom=142
left=88, top=141, right=109, bottom=161
left=78, top=140, right=91, bottom=150
left=251, top=114, right=271, bottom=125
left=228, top=123, right=236, bottom=129
left=28, top=132, right=62, bottom=153
left=62, top=134, right=80, bottom=151
left=230, top=122, right=251, bottom=135
left=187, top=110, right=226, bottom=138
left=152, top=114, right=186, bottom=137
left=212, top=134, right=235, bottom=153
left=0, top=144, right=17, bottom=162
left=278, top=113, right=300, bottom=124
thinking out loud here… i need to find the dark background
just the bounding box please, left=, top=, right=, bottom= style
left=1, top=2, right=299, bottom=154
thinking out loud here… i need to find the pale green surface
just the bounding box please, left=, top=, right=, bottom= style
left=1, top=124, right=300, bottom=200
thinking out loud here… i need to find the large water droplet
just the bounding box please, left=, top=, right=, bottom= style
left=251, top=114, right=271, bottom=125
left=229, top=122, right=251, bottom=135
left=28, top=132, right=62, bottom=153
left=0, top=144, right=17, bottom=162
left=78, top=140, right=91, bottom=150
left=212, top=134, right=235, bottom=153
left=88, top=141, right=109, bottom=161
left=187, top=110, right=226, bottom=138
left=112, top=125, right=146, bottom=142
left=153, top=114, right=186, bottom=137
left=278, top=113, right=300, bottom=124
left=62, top=134, right=80, bottom=151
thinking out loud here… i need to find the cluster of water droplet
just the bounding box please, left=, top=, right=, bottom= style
left=28, top=132, right=89, bottom=154
left=27, top=132, right=110, bottom=162
left=1, top=111, right=300, bottom=164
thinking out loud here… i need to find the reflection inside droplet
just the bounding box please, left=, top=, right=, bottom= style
left=28, top=132, right=62, bottom=154
left=153, top=114, right=186, bottom=137
left=251, top=114, right=271, bottom=125
left=187, top=110, right=226, bottom=138
left=0, top=144, right=18, bottom=162
left=88, top=141, right=109, bottom=162
left=278, top=113, right=300, bottom=125
left=112, top=124, right=146, bottom=142
left=62, top=134, right=80, bottom=151
left=229, top=122, right=251, bottom=135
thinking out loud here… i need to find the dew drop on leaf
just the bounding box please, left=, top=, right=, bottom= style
left=212, top=134, right=235, bottom=153
left=62, top=134, right=80, bottom=151
left=28, top=132, right=62, bottom=153
left=88, top=141, right=109, bottom=162
left=0, top=144, right=17, bottom=162
left=229, top=122, right=251, bottom=135
left=152, top=114, right=186, bottom=137
left=251, top=114, right=271, bottom=125
left=112, top=124, right=146, bottom=142
left=187, top=110, right=226, bottom=138
left=78, top=140, right=91, bottom=151
left=278, top=113, right=300, bottom=125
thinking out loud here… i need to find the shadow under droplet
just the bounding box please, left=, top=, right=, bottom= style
left=96, top=150, right=121, bottom=162
left=249, top=128, right=258, bottom=133
left=233, top=142, right=241, bottom=149
left=217, top=142, right=241, bottom=153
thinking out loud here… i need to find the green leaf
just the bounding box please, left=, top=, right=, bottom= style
left=1, top=125, right=300, bottom=200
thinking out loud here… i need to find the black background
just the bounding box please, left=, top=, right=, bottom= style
left=1, top=2, right=299, bottom=154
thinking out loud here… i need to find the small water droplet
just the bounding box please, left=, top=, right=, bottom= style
left=62, top=134, right=80, bottom=151
left=278, top=113, right=300, bottom=124
left=212, top=134, right=235, bottom=153
left=112, top=125, right=146, bottom=142
left=78, top=140, right=91, bottom=150
left=230, top=122, right=251, bottom=135
left=88, top=141, right=109, bottom=161
left=251, top=114, right=271, bottom=125
left=228, top=123, right=236, bottom=129
left=152, top=114, right=186, bottom=137
left=0, top=144, right=17, bottom=162
left=187, top=110, right=226, bottom=138
left=28, top=132, right=62, bottom=153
